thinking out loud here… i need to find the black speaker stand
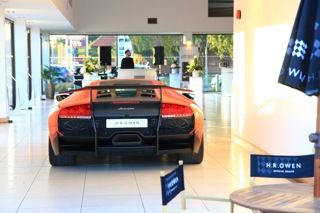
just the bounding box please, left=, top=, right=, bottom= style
left=156, top=65, right=162, bottom=81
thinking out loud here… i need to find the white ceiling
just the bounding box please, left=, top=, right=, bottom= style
left=1, top=0, right=74, bottom=32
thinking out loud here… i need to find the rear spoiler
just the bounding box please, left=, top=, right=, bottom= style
left=58, top=84, right=194, bottom=95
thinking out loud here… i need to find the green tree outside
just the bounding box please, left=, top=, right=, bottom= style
left=88, top=35, right=99, bottom=57
left=129, top=35, right=182, bottom=63
left=207, top=34, right=233, bottom=59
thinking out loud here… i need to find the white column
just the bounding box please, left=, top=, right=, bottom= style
left=179, top=45, right=199, bottom=85
left=189, top=77, right=203, bottom=110
left=0, top=8, right=9, bottom=122
left=221, top=67, right=233, bottom=96
left=14, top=19, right=28, bottom=110
left=183, top=32, right=193, bottom=45
left=41, top=32, right=50, bottom=99
left=169, top=73, right=182, bottom=88
left=30, top=26, right=41, bottom=101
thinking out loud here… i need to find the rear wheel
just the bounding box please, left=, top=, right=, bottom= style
left=178, top=139, right=204, bottom=164
left=48, top=138, right=76, bottom=166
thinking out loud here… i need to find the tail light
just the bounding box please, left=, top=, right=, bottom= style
left=67, top=73, right=74, bottom=77
left=59, top=104, right=91, bottom=119
left=161, top=103, right=193, bottom=118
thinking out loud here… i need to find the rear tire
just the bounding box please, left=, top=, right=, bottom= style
left=49, top=138, right=76, bottom=166
left=178, top=139, right=204, bottom=164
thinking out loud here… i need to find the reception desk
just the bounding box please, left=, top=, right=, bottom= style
left=117, top=69, right=157, bottom=80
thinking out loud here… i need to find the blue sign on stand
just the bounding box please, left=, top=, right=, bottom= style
left=160, top=165, right=185, bottom=205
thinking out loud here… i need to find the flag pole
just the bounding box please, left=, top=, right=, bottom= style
left=314, top=96, right=320, bottom=197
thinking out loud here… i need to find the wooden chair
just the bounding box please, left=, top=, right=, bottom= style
left=160, top=161, right=231, bottom=213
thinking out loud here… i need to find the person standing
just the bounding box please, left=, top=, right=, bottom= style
left=121, top=50, right=134, bottom=69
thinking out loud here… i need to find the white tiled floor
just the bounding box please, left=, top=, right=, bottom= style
left=0, top=93, right=290, bottom=213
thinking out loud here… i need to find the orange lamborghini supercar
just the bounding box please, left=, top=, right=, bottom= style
left=48, top=79, right=204, bottom=166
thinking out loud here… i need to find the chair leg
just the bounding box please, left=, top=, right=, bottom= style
left=230, top=201, right=234, bottom=213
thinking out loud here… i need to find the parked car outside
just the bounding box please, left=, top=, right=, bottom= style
left=50, top=65, right=74, bottom=84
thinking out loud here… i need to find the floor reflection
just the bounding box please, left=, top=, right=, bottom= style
left=0, top=93, right=289, bottom=213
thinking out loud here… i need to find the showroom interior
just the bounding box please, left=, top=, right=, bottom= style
left=0, top=0, right=317, bottom=212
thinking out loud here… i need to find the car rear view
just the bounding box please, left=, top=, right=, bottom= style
left=49, top=80, right=203, bottom=166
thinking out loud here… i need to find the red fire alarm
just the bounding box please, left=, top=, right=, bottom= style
left=236, top=10, right=241, bottom=19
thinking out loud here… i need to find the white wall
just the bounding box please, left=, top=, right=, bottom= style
left=73, top=0, right=233, bottom=34
left=232, top=0, right=316, bottom=155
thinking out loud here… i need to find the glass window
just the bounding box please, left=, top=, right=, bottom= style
left=193, top=34, right=233, bottom=92
left=48, top=34, right=235, bottom=92
left=27, top=28, right=32, bottom=100
left=5, top=19, right=16, bottom=109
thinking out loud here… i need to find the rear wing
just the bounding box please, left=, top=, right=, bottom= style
left=58, top=84, right=193, bottom=94
left=56, top=84, right=194, bottom=102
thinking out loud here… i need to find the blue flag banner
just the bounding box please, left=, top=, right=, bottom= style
left=251, top=154, right=314, bottom=178
left=278, top=0, right=320, bottom=96
left=160, top=165, right=185, bottom=205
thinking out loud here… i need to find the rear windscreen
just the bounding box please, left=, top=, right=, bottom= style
left=96, top=88, right=156, bottom=99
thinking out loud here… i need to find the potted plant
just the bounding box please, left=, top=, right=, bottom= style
left=170, top=58, right=180, bottom=74
left=80, top=56, right=100, bottom=80
left=187, top=56, right=204, bottom=77
left=42, top=65, right=59, bottom=99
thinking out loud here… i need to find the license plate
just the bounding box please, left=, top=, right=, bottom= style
left=106, top=119, right=148, bottom=128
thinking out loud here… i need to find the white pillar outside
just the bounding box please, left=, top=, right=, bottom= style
left=0, top=8, right=9, bottom=122
left=14, top=19, right=28, bottom=110
left=30, top=26, right=41, bottom=101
